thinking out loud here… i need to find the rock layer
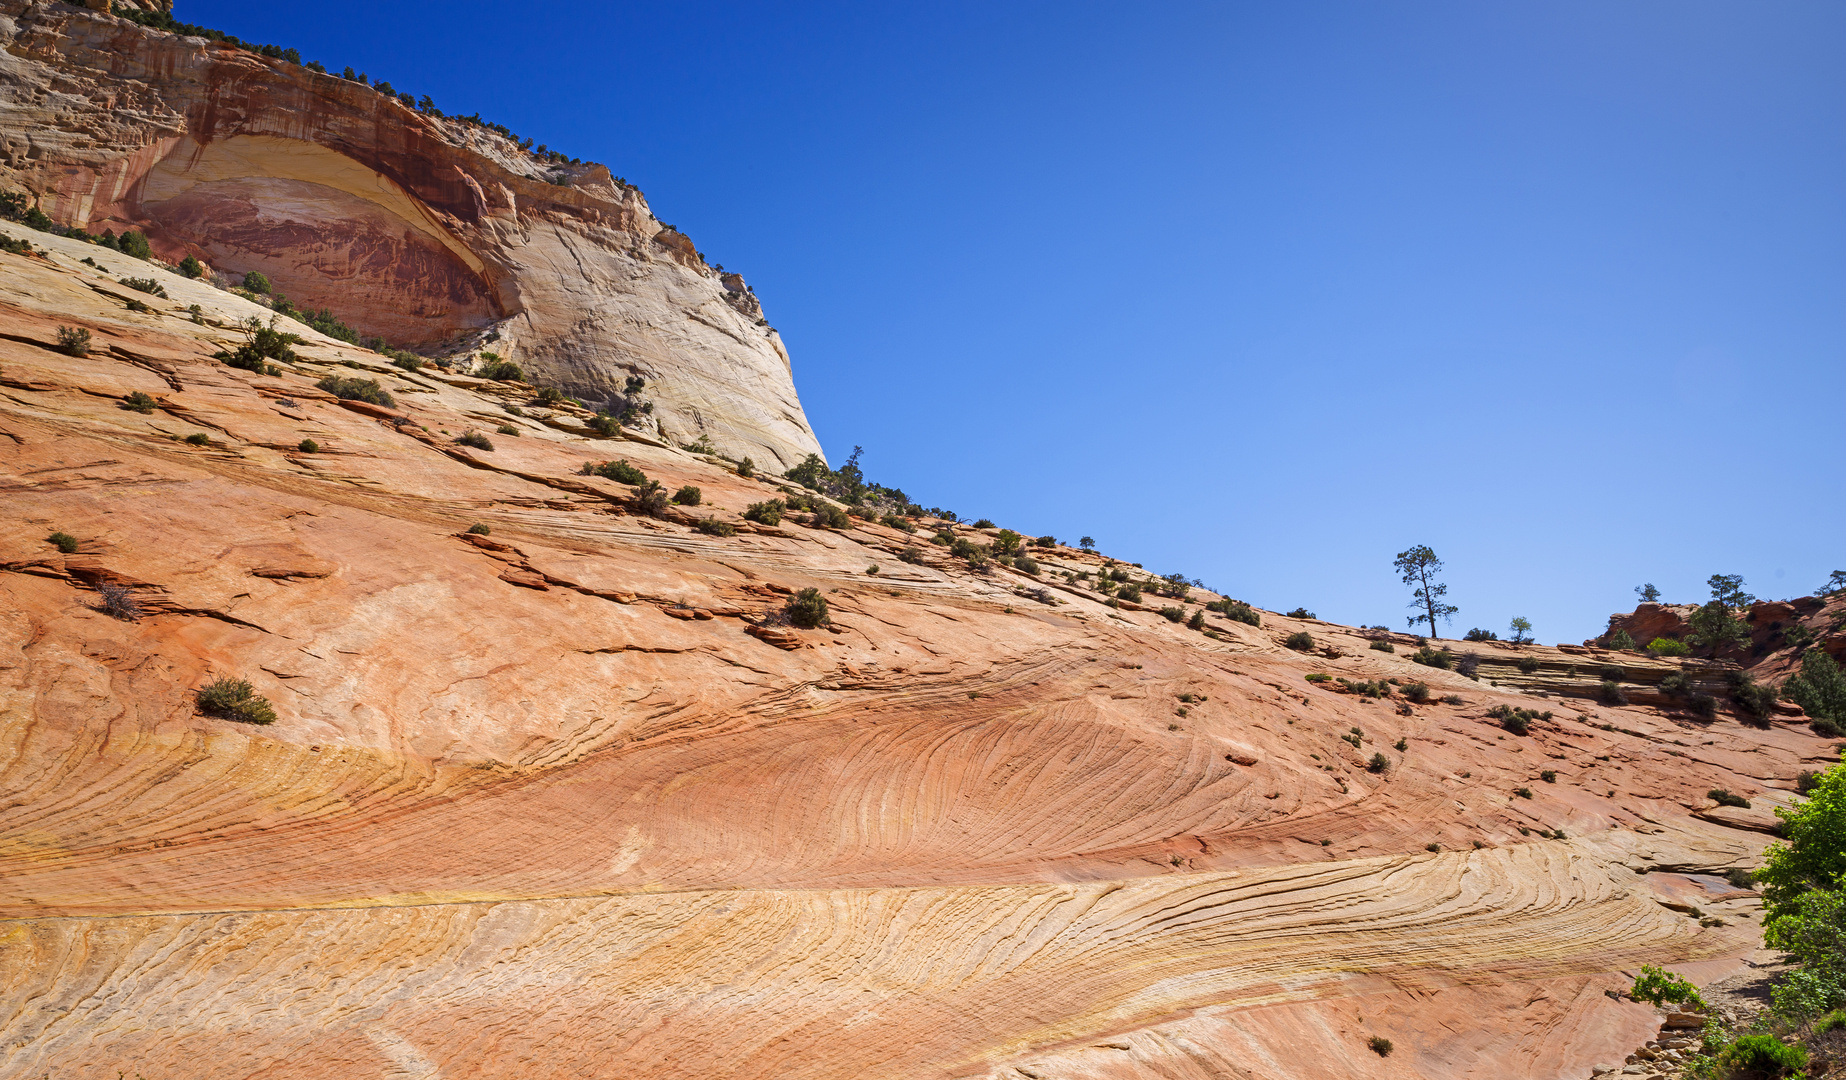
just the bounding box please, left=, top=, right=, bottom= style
left=0, top=223, right=1835, bottom=1079
left=0, top=0, right=822, bottom=468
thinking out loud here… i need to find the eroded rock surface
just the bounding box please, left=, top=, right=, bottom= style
left=0, top=0, right=821, bottom=468
left=0, top=224, right=1835, bottom=1079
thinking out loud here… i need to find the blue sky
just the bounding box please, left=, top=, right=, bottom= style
left=186, top=0, right=1846, bottom=643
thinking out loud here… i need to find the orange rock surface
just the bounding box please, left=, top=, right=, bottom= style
left=0, top=226, right=1832, bottom=1076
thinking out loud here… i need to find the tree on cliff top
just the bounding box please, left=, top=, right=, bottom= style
left=1635, top=583, right=1662, bottom=603
left=1394, top=545, right=1457, bottom=638
left=1689, top=572, right=1753, bottom=657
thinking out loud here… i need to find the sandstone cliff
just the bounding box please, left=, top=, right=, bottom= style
left=0, top=0, right=822, bottom=469
left=0, top=220, right=1835, bottom=1079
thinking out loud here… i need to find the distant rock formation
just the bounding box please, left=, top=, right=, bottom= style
left=0, top=0, right=822, bottom=468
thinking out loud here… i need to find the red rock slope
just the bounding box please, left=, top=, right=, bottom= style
left=0, top=0, right=821, bottom=468
left=0, top=222, right=1834, bottom=1079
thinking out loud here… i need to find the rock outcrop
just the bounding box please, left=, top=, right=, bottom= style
left=0, top=220, right=1836, bottom=1079
left=0, top=0, right=822, bottom=468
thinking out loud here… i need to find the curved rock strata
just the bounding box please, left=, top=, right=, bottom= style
left=0, top=222, right=1832, bottom=1078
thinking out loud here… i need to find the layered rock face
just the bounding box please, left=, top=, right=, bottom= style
left=0, top=0, right=822, bottom=468
left=0, top=223, right=1835, bottom=1079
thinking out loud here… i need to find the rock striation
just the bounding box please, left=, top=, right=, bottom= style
left=0, top=0, right=822, bottom=468
left=0, top=220, right=1836, bottom=1079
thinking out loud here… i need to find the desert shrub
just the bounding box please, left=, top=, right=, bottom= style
left=1369, top=640, right=1395, bottom=653
left=1117, top=582, right=1143, bottom=603
left=1688, top=692, right=1719, bottom=719
left=113, top=392, right=159, bottom=417
left=991, top=529, right=1023, bottom=555
left=1368, top=752, right=1390, bottom=773
left=195, top=676, right=277, bottom=725
left=1034, top=535, right=1057, bottom=548
left=632, top=480, right=669, bottom=517
left=1187, top=608, right=1205, bottom=631
left=672, top=485, right=702, bottom=506
left=476, top=356, right=525, bottom=382
left=455, top=430, right=494, bottom=451
left=1367, top=1036, right=1392, bottom=1057
left=1647, top=637, right=1691, bottom=657
left=1716, top=1034, right=1806, bottom=1078
left=1732, top=674, right=1778, bottom=726
left=743, top=499, right=784, bottom=526
left=585, top=459, right=646, bottom=484
left=1464, top=627, right=1498, bottom=642
left=1514, top=786, right=1533, bottom=799
left=47, top=531, right=79, bottom=553
left=117, top=230, right=150, bottom=259
left=297, top=438, right=318, bottom=453
left=1285, top=607, right=1316, bottom=619
left=972, top=518, right=996, bottom=529
left=183, top=432, right=212, bottom=446
left=810, top=504, right=851, bottom=530
left=177, top=255, right=204, bottom=278
left=1013, top=555, right=1039, bottom=576
left=95, top=581, right=142, bottom=621
left=785, top=587, right=829, bottom=628
left=534, top=386, right=564, bottom=405
left=120, top=276, right=168, bottom=298
left=56, top=325, right=92, bottom=357
left=1209, top=598, right=1262, bottom=626
left=1597, top=679, right=1628, bottom=706
left=1726, top=867, right=1757, bottom=889
left=1597, top=664, right=1626, bottom=682
left=1488, top=704, right=1549, bottom=735
left=1517, top=656, right=1540, bottom=674
left=1783, top=651, right=1846, bottom=727
left=1284, top=631, right=1314, bottom=651
left=1708, top=788, right=1751, bottom=809
left=1602, top=628, right=1637, bottom=650
left=1411, top=646, right=1453, bottom=669
left=1457, top=653, right=1480, bottom=680
left=242, top=270, right=271, bottom=294
left=881, top=515, right=916, bottom=533
left=1159, top=606, right=1185, bottom=623
left=124, top=298, right=150, bottom=313
left=495, top=424, right=519, bottom=436
left=1540, top=769, right=1558, bottom=783
left=1629, top=965, right=1707, bottom=1009
left=588, top=412, right=621, bottom=437
left=386, top=350, right=424, bottom=371
left=466, top=523, right=491, bottom=535
left=737, top=457, right=755, bottom=478
left=1401, top=681, right=1431, bottom=704
left=695, top=518, right=736, bottom=537
left=220, top=320, right=301, bottom=372
left=897, top=546, right=924, bottom=564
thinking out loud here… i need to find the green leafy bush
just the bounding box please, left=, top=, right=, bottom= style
left=1602, top=628, right=1637, bottom=650
left=1117, top=582, right=1143, bottom=603
left=221, top=319, right=300, bottom=371
left=297, top=438, right=318, bottom=453
left=1598, top=680, right=1628, bottom=706
left=120, top=275, right=168, bottom=298
left=1411, top=646, right=1453, bottom=669
left=495, top=424, right=519, bottom=436
left=119, top=230, right=150, bottom=259
left=897, top=546, right=924, bottom=564
left=1187, top=609, right=1205, bottom=631
left=242, top=270, right=271, bottom=294
left=1159, top=606, right=1185, bottom=623
left=1517, top=656, right=1540, bottom=673
left=1709, top=788, right=1751, bottom=809
left=56, top=326, right=92, bottom=357
left=1630, top=964, right=1706, bottom=1009
left=1013, top=555, right=1039, bottom=576
left=743, top=500, right=784, bottom=526
left=1369, top=639, right=1395, bottom=653
left=466, top=523, right=491, bottom=535
left=457, top=431, right=494, bottom=451
left=584, top=459, right=646, bottom=484
left=315, top=376, right=394, bottom=408
left=475, top=354, right=524, bottom=381
left=672, top=485, right=702, bottom=506
left=1515, top=787, right=1533, bottom=799
left=810, top=504, right=851, bottom=530
left=1464, top=627, right=1497, bottom=641
left=1367, top=1036, right=1392, bottom=1057
left=1647, top=637, right=1691, bottom=656
left=1732, top=673, right=1778, bottom=727
left=696, top=518, right=736, bottom=537
left=195, top=676, right=277, bottom=725
left=47, top=531, right=78, bottom=553
left=1284, top=631, right=1314, bottom=651
left=632, top=480, right=669, bottom=517
left=177, top=255, right=204, bottom=278
left=122, top=391, right=157, bottom=413
left=1541, top=770, right=1557, bottom=783
left=1783, top=652, right=1846, bottom=728
left=1488, top=704, right=1550, bottom=736
left=1209, top=598, right=1261, bottom=626
left=1717, top=1034, right=1806, bottom=1078
left=1285, top=607, right=1315, bottom=619
left=785, top=587, right=829, bottom=628
left=972, top=518, right=996, bottom=529
left=1368, top=752, right=1390, bottom=773
left=183, top=432, right=212, bottom=446
left=1401, top=681, right=1430, bottom=704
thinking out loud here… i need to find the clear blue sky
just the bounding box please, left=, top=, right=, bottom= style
left=186, top=0, right=1846, bottom=643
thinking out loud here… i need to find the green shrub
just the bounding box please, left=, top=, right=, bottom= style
left=476, top=356, right=525, bottom=381
left=1464, top=627, right=1498, bottom=642
left=1284, top=631, right=1314, bottom=651
left=56, top=325, right=92, bottom=357
left=495, top=424, right=519, bottom=436
left=1708, top=788, right=1751, bottom=809
left=1487, top=704, right=1550, bottom=735
left=1209, top=598, right=1261, bottom=626
left=736, top=456, right=755, bottom=478
left=1540, top=770, right=1557, bottom=783
left=880, top=515, right=916, bottom=533
left=242, top=270, right=272, bottom=294
left=1402, top=681, right=1431, bottom=704
left=1602, top=628, right=1637, bottom=650
left=195, top=676, right=277, bottom=725
left=1034, top=535, right=1057, bottom=548
left=1732, top=674, right=1778, bottom=726
left=387, top=350, right=424, bottom=371
left=1514, top=787, right=1533, bottom=799
left=786, top=587, right=829, bottom=628
left=1782, top=651, right=1846, bottom=726
left=122, top=391, right=157, bottom=413
left=1285, top=607, right=1315, bottom=619
left=297, top=438, right=318, bottom=453
left=1187, top=609, right=1205, bottom=631
left=1367, top=1036, right=1392, bottom=1057
left=1647, top=637, right=1691, bottom=657
left=119, top=275, right=167, bottom=298
left=456, top=431, right=494, bottom=451
left=1725, top=867, right=1756, bottom=889
left=1159, top=606, right=1185, bottom=623
left=466, top=523, right=491, bottom=535
left=588, top=412, right=621, bottom=437
left=1394, top=738, right=1408, bottom=751
left=1630, top=965, right=1706, bottom=1009
left=47, top=531, right=79, bottom=553
left=177, top=254, right=204, bottom=278
left=1411, top=646, right=1453, bottom=669
left=992, top=529, right=1023, bottom=555
left=696, top=518, right=736, bottom=537
left=1457, top=653, right=1480, bottom=680
left=1368, top=752, right=1390, bottom=773
left=1013, top=554, right=1039, bottom=576
left=1369, top=639, right=1395, bottom=653
left=810, top=504, right=851, bottom=530
left=183, top=432, right=212, bottom=446
left=1596, top=680, right=1627, bottom=706
left=1716, top=1034, right=1805, bottom=1078
left=972, top=518, right=996, bottom=529
left=1517, top=656, right=1540, bottom=673
left=585, top=459, right=646, bottom=484
left=534, top=386, right=565, bottom=405
left=743, top=499, right=784, bottom=526
left=220, top=319, right=300, bottom=371
left=672, top=485, right=702, bottom=506
left=632, top=480, right=669, bottom=517
left=1117, top=583, right=1143, bottom=603
left=314, top=376, right=394, bottom=408
left=119, top=230, right=150, bottom=259
left=0, top=233, right=32, bottom=255
left=898, top=546, right=924, bottom=564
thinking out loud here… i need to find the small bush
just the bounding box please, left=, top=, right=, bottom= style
left=1367, top=1036, right=1393, bottom=1057
left=1368, top=752, right=1390, bottom=773
left=1426, top=842, right=1440, bottom=852
left=456, top=430, right=494, bottom=451
left=1411, top=646, right=1453, bottom=669
left=1034, top=535, right=1057, bottom=548
left=897, top=546, right=924, bottom=564
left=1514, top=787, right=1533, bottom=799
left=1394, top=738, right=1408, bottom=751
left=118, top=230, right=151, bottom=259
left=1464, top=627, right=1498, bottom=642
left=696, top=518, right=736, bottom=537
left=1284, top=631, right=1314, bottom=651
left=1602, top=628, right=1637, bottom=650
left=1799, top=770, right=1822, bottom=794
left=533, top=386, right=565, bottom=405
left=1441, top=694, right=1464, bottom=706
left=183, top=432, right=212, bottom=446
left=466, top=523, right=492, bottom=535
left=195, top=676, right=277, bottom=725
left=785, top=587, right=830, bottom=628
left=1487, top=704, right=1549, bottom=736
left=737, top=456, right=755, bottom=478
left=672, top=485, right=702, bottom=506
left=1285, top=607, right=1316, bottom=619
left=95, top=581, right=142, bottom=621
left=1159, top=606, right=1186, bottom=623
left=316, top=376, right=395, bottom=408
left=632, top=480, right=669, bottom=517
left=494, top=424, right=520, bottom=437
left=1647, top=637, right=1691, bottom=657
left=588, top=413, right=621, bottom=437
left=1402, top=681, right=1431, bottom=704
left=743, top=499, right=784, bottom=526
left=1630, top=965, right=1706, bottom=1009
left=1517, top=656, right=1540, bottom=674
left=1540, top=770, right=1557, bottom=783
left=1731, top=674, right=1778, bottom=726
left=1457, top=653, right=1480, bottom=680
left=122, top=391, right=157, bottom=413
left=1013, top=555, right=1039, bottom=576
left=972, top=518, right=996, bottom=529
left=1725, top=867, right=1756, bottom=889
left=124, top=298, right=150, bottom=313
left=1209, top=598, right=1261, bottom=626
left=1370, top=640, right=1395, bottom=653
left=177, top=255, right=204, bottom=278
left=1708, top=788, right=1751, bottom=809
left=120, top=274, right=169, bottom=298
left=1187, top=609, right=1205, bottom=631
left=297, top=438, right=318, bottom=453
left=810, top=505, right=851, bottom=530
left=1117, top=582, right=1143, bottom=603
left=56, top=325, right=92, bottom=357
left=1597, top=680, right=1628, bottom=706
left=476, top=357, right=525, bottom=382
left=1716, top=1035, right=1805, bottom=1078
left=242, top=270, right=272, bottom=294
left=47, top=531, right=79, bottom=553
